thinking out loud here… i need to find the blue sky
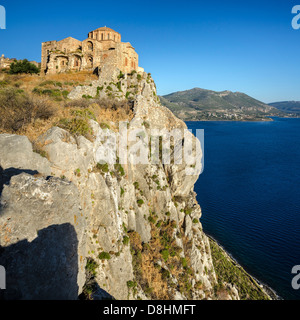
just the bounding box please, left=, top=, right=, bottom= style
left=0, top=0, right=299, bottom=103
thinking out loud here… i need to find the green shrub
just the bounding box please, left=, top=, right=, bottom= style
left=137, top=199, right=144, bottom=207
left=122, top=222, right=128, bottom=233
left=192, top=218, right=199, bottom=224
left=114, top=163, right=125, bottom=176
left=100, top=122, right=110, bottom=130
left=98, top=252, right=111, bottom=260
left=9, top=59, right=40, bottom=74
left=127, top=280, right=137, bottom=288
left=96, top=162, right=109, bottom=173
left=58, top=108, right=96, bottom=137
left=118, top=71, right=125, bottom=80
left=120, top=187, right=125, bottom=196
left=181, top=257, right=188, bottom=269
left=58, top=117, right=90, bottom=136
left=148, top=216, right=156, bottom=224
left=62, top=90, right=69, bottom=98
left=82, top=94, right=93, bottom=99
left=0, top=80, right=9, bottom=87
left=116, top=81, right=122, bottom=92
left=96, top=86, right=103, bottom=97
left=85, top=258, right=98, bottom=277
left=125, top=91, right=131, bottom=99
left=122, top=236, right=130, bottom=245
left=161, top=249, right=169, bottom=262
left=184, top=208, right=192, bottom=215
left=133, top=181, right=139, bottom=189
left=156, top=220, right=163, bottom=228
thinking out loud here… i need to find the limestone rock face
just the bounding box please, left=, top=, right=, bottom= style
left=0, top=173, right=86, bottom=300
left=0, top=134, right=51, bottom=176
left=0, top=71, right=244, bottom=300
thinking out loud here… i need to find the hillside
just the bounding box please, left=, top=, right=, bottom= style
left=160, top=88, right=285, bottom=121
left=269, top=101, right=300, bottom=114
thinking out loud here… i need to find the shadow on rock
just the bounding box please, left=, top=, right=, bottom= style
left=0, top=166, right=39, bottom=198
left=0, top=223, right=79, bottom=300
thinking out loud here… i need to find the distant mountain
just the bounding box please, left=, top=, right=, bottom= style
left=160, top=88, right=285, bottom=121
left=268, top=101, right=300, bottom=114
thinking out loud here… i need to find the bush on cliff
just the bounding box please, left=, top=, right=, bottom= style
left=9, top=59, right=40, bottom=75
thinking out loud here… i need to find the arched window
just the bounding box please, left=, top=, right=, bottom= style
left=107, top=33, right=110, bottom=40
left=125, top=57, right=128, bottom=66
left=87, top=41, right=93, bottom=51
left=101, top=33, right=104, bottom=40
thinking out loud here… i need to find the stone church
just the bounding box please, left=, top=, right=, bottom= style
left=41, top=27, right=141, bottom=75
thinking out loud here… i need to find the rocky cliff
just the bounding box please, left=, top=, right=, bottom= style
left=0, top=68, right=270, bottom=300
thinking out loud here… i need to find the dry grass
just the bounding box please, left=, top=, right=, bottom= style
left=128, top=218, right=195, bottom=300
left=0, top=70, right=97, bottom=93
left=45, top=71, right=98, bottom=83
left=62, top=98, right=134, bottom=134
left=0, top=88, right=56, bottom=133
left=0, top=72, right=134, bottom=142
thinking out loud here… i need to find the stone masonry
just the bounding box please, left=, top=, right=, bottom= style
left=41, top=27, right=142, bottom=75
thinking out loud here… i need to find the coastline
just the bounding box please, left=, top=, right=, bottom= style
left=206, top=233, right=280, bottom=300
left=184, top=116, right=300, bottom=122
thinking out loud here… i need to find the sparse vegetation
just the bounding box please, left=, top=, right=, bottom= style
left=95, top=162, right=109, bottom=174
left=0, top=88, right=55, bottom=133
left=209, top=238, right=270, bottom=300
left=79, top=257, right=99, bottom=300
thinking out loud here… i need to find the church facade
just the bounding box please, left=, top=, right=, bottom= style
left=41, top=27, right=140, bottom=75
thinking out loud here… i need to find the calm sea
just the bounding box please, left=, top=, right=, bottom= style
left=187, top=118, right=300, bottom=300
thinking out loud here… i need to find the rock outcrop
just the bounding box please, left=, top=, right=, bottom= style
left=0, top=69, right=269, bottom=300
left=0, top=172, right=86, bottom=299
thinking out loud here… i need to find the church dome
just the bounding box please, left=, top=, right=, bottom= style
left=88, top=27, right=121, bottom=42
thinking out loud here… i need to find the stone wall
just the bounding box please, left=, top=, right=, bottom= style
left=0, top=55, right=40, bottom=70
left=0, top=55, right=16, bottom=69
left=41, top=27, right=139, bottom=75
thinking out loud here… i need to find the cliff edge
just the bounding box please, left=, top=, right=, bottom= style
left=0, top=68, right=270, bottom=300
